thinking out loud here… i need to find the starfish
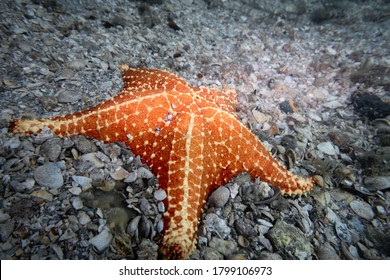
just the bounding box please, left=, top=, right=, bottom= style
left=9, top=65, right=315, bottom=259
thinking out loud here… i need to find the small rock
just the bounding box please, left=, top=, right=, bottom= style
left=208, top=237, right=237, bottom=257
left=335, top=220, right=352, bottom=243
left=77, top=211, right=91, bottom=225
left=72, top=197, right=84, bottom=210
left=0, top=220, right=15, bottom=242
left=57, top=90, right=83, bottom=103
left=268, top=220, right=313, bottom=259
left=204, top=213, right=231, bottom=238
left=89, top=229, right=113, bottom=252
left=202, top=247, right=224, bottom=260
left=234, top=218, right=257, bottom=238
left=137, top=166, right=154, bottom=179
left=252, top=109, right=271, bottom=125
left=208, top=186, right=230, bottom=208
left=59, top=228, right=77, bottom=241
left=40, top=137, right=62, bottom=161
left=316, top=242, right=341, bottom=260
left=154, top=189, right=167, bottom=201
left=34, top=163, right=64, bottom=189
left=364, top=176, right=390, bottom=191
left=67, top=59, right=86, bottom=70
left=352, top=92, right=390, bottom=120
left=73, top=135, right=97, bottom=153
left=258, top=251, right=283, bottom=260
left=31, top=189, right=53, bottom=201
left=68, top=186, right=82, bottom=196
left=81, top=153, right=105, bottom=168
left=350, top=200, right=375, bottom=220
left=72, top=175, right=92, bottom=187
left=0, top=211, right=10, bottom=223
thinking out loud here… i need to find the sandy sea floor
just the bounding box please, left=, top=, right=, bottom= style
left=0, top=0, right=389, bottom=260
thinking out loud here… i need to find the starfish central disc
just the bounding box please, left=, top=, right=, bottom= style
left=9, top=65, right=315, bottom=259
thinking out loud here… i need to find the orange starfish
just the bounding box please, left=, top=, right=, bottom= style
left=9, top=65, right=314, bottom=259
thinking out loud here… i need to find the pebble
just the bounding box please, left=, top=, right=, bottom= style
left=335, top=220, right=352, bottom=243
left=208, top=186, right=230, bottom=208
left=68, top=186, right=82, bottom=196
left=0, top=211, right=10, bottom=223
left=72, top=197, right=84, bottom=210
left=73, top=135, right=98, bottom=153
left=208, top=237, right=237, bottom=257
left=154, top=189, right=167, bottom=201
left=34, top=163, right=64, bottom=189
left=72, top=175, right=92, bottom=187
left=364, top=176, right=390, bottom=191
left=234, top=218, right=257, bottom=238
left=1, top=0, right=389, bottom=261
left=57, top=90, right=83, bottom=103
left=0, top=220, right=15, bottom=242
left=268, top=220, right=313, bottom=260
left=137, top=166, right=154, bottom=179
left=202, top=247, right=224, bottom=260
left=316, top=242, right=341, bottom=260
left=40, top=137, right=62, bottom=161
left=81, top=153, right=105, bottom=168
left=59, top=228, right=77, bottom=241
left=77, top=211, right=91, bottom=225
left=349, top=200, right=375, bottom=220
left=203, top=213, right=231, bottom=238
left=31, top=189, right=53, bottom=201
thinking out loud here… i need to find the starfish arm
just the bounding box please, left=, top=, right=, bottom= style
left=206, top=110, right=314, bottom=196
left=158, top=112, right=207, bottom=259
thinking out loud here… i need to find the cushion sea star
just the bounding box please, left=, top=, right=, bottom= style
left=9, top=65, right=315, bottom=259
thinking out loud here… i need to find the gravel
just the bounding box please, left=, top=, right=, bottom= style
left=0, top=0, right=389, bottom=260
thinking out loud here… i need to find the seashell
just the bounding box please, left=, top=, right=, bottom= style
left=124, top=170, right=138, bottom=183
left=127, top=216, right=141, bottom=240
left=317, top=141, right=338, bottom=156
left=80, top=153, right=105, bottom=168
left=286, top=149, right=296, bottom=169
left=137, top=166, right=154, bottom=179
left=252, top=109, right=271, bottom=126
left=237, top=235, right=250, bottom=248
left=89, top=229, right=113, bottom=252
left=372, top=118, right=390, bottom=129
left=313, top=175, right=324, bottom=188
left=228, top=183, right=240, bottom=199
left=257, top=218, right=274, bottom=228
left=109, top=166, right=130, bottom=180
left=71, top=148, right=79, bottom=160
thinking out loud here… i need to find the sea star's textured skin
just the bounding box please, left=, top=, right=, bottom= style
left=9, top=65, right=314, bottom=259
